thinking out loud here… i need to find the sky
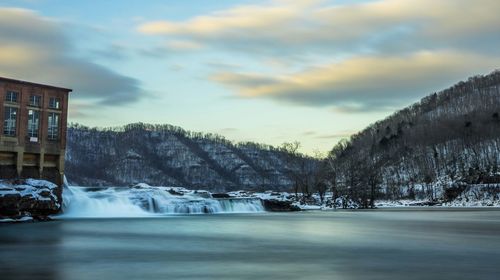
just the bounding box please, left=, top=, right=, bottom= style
left=0, top=0, right=499, bottom=154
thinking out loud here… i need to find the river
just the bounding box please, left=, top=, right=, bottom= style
left=1, top=209, right=499, bottom=280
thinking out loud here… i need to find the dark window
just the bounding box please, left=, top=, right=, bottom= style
left=28, top=109, right=40, bottom=139
left=48, top=112, right=60, bottom=140
left=29, top=95, right=41, bottom=107
left=3, top=107, right=17, bottom=136
left=5, top=91, right=18, bottom=102
left=49, top=97, right=61, bottom=109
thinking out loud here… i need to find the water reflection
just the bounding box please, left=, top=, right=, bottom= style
left=1, top=209, right=500, bottom=280
left=0, top=222, right=63, bottom=280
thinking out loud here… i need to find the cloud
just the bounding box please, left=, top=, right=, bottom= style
left=137, top=40, right=204, bottom=58
left=300, top=131, right=316, bottom=136
left=0, top=8, right=143, bottom=105
left=211, top=51, right=500, bottom=108
left=137, top=0, right=500, bottom=56
left=137, top=3, right=301, bottom=36
left=68, top=101, right=94, bottom=119
left=135, top=0, right=500, bottom=110
left=205, top=61, right=241, bottom=71
left=166, top=40, right=204, bottom=51
left=90, top=43, right=128, bottom=60
left=136, top=1, right=322, bottom=56
left=315, top=130, right=358, bottom=139
left=211, top=72, right=278, bottom=89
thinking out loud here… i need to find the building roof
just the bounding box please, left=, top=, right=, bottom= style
left=0, top=76, right=73, bottom=92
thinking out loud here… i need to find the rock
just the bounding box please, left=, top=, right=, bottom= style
left=262, top=199, right=301, bottom=212
left=38, top=189, right=52, bottom=197
left=133, top=183, right=150, bottom=189
left=168, top=188, right=184, bottom=196
left=33, top=215, right=53, bottom=222
left=212, top=193, right=231, bottom=198
left=194, top=190, right=212, bottom=198
left=0, top=179, right=62, bottom=222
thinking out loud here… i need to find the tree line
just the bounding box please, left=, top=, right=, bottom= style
left=312, top=70, right=500, bottom=207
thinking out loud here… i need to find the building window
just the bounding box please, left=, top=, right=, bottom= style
left=48, top=112, right=60, bottom=140
left=5, top=91, right=18, bottom=103
left=3, top=107, right=17, bottom=136
left=49, top=97, right=61, bottom=109
left=29, top=95, right=41, bottom=107
left=28, top=109, right=40, bottom=139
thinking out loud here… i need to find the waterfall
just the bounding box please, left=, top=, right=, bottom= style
left=61, top=186, right=151, bottom=218
left=60, top=185, right=265, bottom=218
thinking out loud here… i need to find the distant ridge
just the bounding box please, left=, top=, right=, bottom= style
left=65, top=122, right=311, bottom=192
left=325, top=70, right=500, bottom=206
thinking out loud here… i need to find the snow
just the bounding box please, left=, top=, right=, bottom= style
left=293, top=204, right=324, bottom=210
left=228, top=190, right=359, bottom=210
left=230, top=186, right=500, bottom=210
left=0, top=179, right=61, bottom=213
left=376, top=184, right=500, bottom=207
left=442, top=184, right=500, bottom=207
left=5, top=183, right=60, bottom=206
left=227, top=190, right=294, bottom=201
left=0, top=216, right=33, bottom=223
left=0, top=188, right=18, bottom=196
left=24, top=178, right=58, bottom=189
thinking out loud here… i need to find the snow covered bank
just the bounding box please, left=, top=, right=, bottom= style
left=227, top=191, right=360, bottom=210
left=228, top=184, right=500, bottom=210
left=0, top=179, right=62, bottom=222
left=443, top=184, right=500, bottom=207
left=375, top=184, right=500, bottom=207
left=4, top=180, right=496, bottom=223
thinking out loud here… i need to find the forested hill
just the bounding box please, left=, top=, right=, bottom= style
left=65, top=123, right=313, bottom=192
left=326, top=70, right=500, bottom=206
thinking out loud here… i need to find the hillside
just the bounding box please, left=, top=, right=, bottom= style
left=65, top=71, right=500, bottom=205
left=325, top=70, right=500, bottom=207
left=65, top=123, right=314, bottom=192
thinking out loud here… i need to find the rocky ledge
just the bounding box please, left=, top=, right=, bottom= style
left=261, top=199, right=301, bottom=212
left=0, top=179, right=62, bottom=223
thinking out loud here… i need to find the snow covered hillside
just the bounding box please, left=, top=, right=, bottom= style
left=65, top=123, right=315, bottom=192
left=323, top=70, right=500, bottom=206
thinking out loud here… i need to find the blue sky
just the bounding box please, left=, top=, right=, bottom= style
left=1, top=0, right=499, bottom=153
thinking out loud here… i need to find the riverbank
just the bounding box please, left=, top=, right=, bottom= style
left=2, top=180, right=500, bottom=223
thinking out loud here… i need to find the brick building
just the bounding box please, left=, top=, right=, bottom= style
left=0, top=77, right=72, bottom=186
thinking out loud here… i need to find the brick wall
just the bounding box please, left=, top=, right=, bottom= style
left=0, top=77, right=71, bottom=186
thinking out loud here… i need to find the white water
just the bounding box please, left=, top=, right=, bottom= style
left=61, top=186, right=265, bottom=218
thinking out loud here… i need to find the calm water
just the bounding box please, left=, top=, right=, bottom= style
left=1, top=209, right=500, bottom=280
